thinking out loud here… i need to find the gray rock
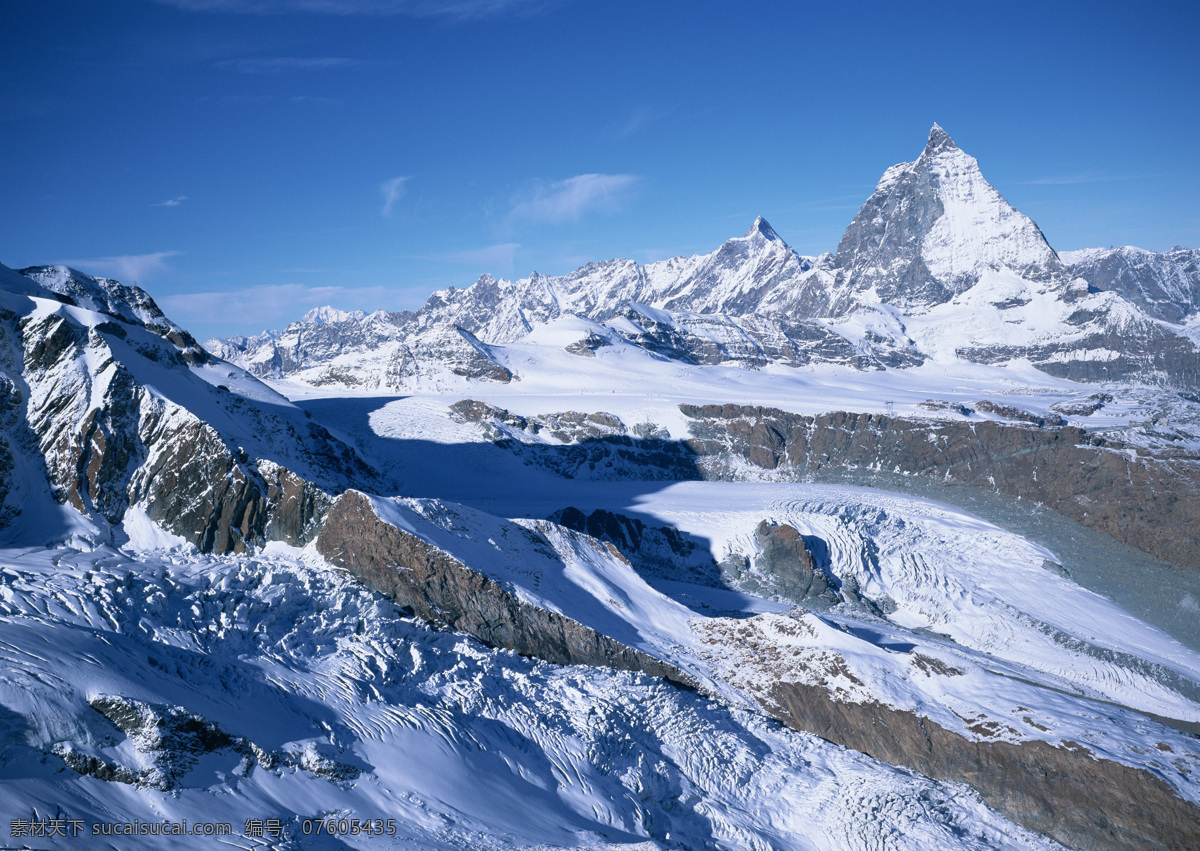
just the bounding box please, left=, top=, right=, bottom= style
left=767, top=680, right=1200, bottom=850
left=1064, top=246, right=1200, bottom=324
left=680, top=404, right=1200, bottom=570
left=753, top=521, right=841, bottom=606
left=316, top=491, right=697, bottom=691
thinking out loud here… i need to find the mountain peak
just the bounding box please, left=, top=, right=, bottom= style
left=302, top=305, right=365, bottom=325
left=832, top=124, right=1061, bottom=310
left=923, top=123, right=958, bottom=156
left=745, top=216, right=783, bottom=243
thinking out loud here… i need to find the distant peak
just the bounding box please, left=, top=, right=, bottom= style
left=745, top=216, right=782, bottom=243
left=302, top=305, right=364, bottom=325
left=924, top=123, right=958, bottom=156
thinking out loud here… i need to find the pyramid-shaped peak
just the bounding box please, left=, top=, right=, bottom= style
left=924, top=123, right=959, bottom=156
left=745, top=216, right=783, bottom=243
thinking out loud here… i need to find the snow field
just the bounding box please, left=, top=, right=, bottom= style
left=0, top=538, right=1061, bottom=849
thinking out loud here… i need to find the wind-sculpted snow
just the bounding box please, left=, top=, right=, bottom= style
left=0, top=540, right=1064, bottom=850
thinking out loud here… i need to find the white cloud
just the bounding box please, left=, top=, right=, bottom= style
left=380, top=176, right=410, bottom=217
left=152, top=195, right=188, bottom=207
left=215, top=56, right=358, bottom=74
left=152, top=0, right=558, bottom=19
left=440, top=243, right=520, bottom=268
left=58, top=251, right=183, bottom=284
left=506, top=173, right=638, bottom=228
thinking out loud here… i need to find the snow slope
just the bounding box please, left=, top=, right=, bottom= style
left=0, top=537, right=1062, bottom=850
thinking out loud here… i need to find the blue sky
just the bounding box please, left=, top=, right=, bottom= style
left=3, top=0, right=1198, bottom=341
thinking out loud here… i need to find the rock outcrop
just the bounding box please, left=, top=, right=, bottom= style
left=769, top=680, right=1200, bottom=850
left=1063, top=245, right=1200, bottom=325
left=751, top=521, right=840, bottom=605
left=681, top=404, right=1200, bottom=569
left=695, top=613, right=1200, bottom=850
left=54, top=695, right=358, bottom=791
left=450, top=399, right=701, bottom=481
left=315, top=491, right=697, bottom=690
left=0, top=264, right=357, bottom=552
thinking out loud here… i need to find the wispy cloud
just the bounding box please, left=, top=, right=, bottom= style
left=438, top=243, right=521, bottom=268
left=152, top=195, right=188, bottom=207
left=380, top=176, right=410, bottom=217
left=152, top=0, right=560, bottom=20
left=506, top=173, right=638, bottom=228
left=215, top=56, right=358, bottom=74
left=613, top=105, right=669, bottom=140
left=58, top=251, right=183, bottom=283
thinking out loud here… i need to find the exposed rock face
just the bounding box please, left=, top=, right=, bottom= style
left=209, top=315, right=514, bottom=389
left=752, top=521, right=839, bottom=605
left=449, top=399, right=700, bottom=481
left=385, top=324, right=512, bottom=385
left=207, top=309, right=411, bottom=379
left=1063, top=245, right=1200, bottom=324
left=564, top=331, right=611, bottom=357
left=960, top=316, right=1200, bottom=392
left=20, top=265, right=211, bottom=365
left=822, top=124, right=1065, bottom=316
left=974, top=399, right=1066, bottom=428
left=549, top=506, right=725, bottom=588
left=611, top=304, right=920, bottom=370
left=129, top=409, right=331, bottom=552
left=1051, top=392, right=1113, bottom=417
left=548, top=508, right=848, bottom=609
left=767, top=681, right=1200, bottom=850
left=315, top=491, right=696, bottom=690
left=0, top=266, right=353, bottom=553
left=54, top=695, right=358, bottom=791
left=694, top=613, right=1200, bottom=850
left=681, top=404, right=1200, bottom=569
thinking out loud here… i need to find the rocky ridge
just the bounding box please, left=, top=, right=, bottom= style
left=0, top=263, right=367, bottom=552
left=680, top=403, right=1200, bottom=569
left=1063, top=245, right=1200, bottom=324
left=315, top=490, right=696, bottom=691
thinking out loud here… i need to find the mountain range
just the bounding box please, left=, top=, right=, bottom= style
left=211, top=124, right=1200, bottom=398
left=2, top=126, right=1200, bottom=849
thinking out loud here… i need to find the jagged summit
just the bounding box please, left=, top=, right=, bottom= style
left=302, top=305, right=366, bottom=325
left=923, top=122, right=958, bottom=156
left=830, top=124, right=1062, bottom=311
left=745, top=216, right=784, bottom=243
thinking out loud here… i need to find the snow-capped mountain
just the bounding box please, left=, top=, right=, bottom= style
left=1062, top=244, right=1200, bottom=324
left=0, top=263, right=371, bottom=551
left=823, top=123, right=1064, bottom=312
left=210, top=126, right=1200, bottom=399
left=6, top=126, right=1200, bottom=850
